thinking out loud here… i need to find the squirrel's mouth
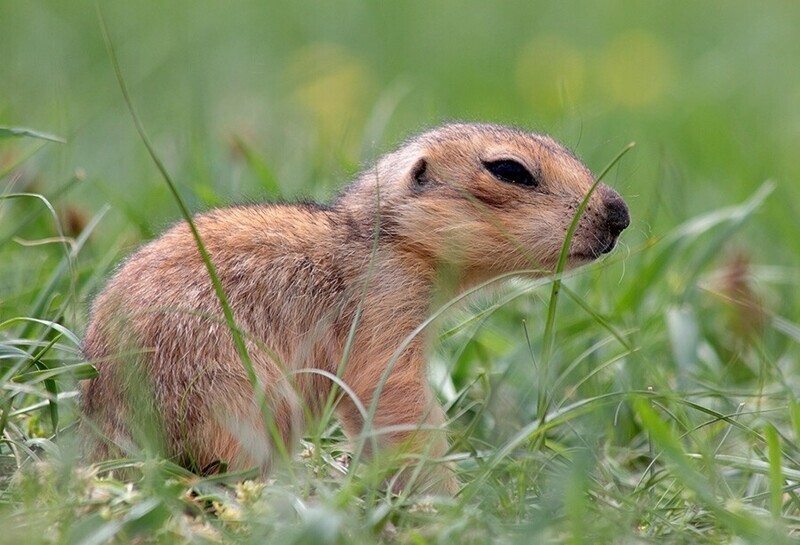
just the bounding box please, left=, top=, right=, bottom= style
left=566, top=189, right=629, bottom=263
left=565, top=252, right=598, bottom=266
left=568, top=236, right=619, bottom=263
left=598, top=237, right=619, bottom=255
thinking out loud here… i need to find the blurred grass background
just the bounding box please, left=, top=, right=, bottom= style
left=3, top=1, right=799, bottom=241
left=2, top=1, right=800, bottom=543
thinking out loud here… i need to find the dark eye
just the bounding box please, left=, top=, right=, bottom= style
left=483, top=159, right=538, bottom=188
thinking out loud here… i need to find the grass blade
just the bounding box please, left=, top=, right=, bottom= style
left=0, top=126, right=65, bottom=143
left=96, top=6, right=293, bottom=470
left=538, top=142, right=635, bottom=426
left=765, top=424, right=784, bottom=518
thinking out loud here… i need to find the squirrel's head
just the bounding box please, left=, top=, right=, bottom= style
left=339, top=123, right=630, bottom=282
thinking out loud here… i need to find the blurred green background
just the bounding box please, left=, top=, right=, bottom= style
left=5, top=0, right=800, bottom=399
left=3, top=1, right=800, bottom=410
left=2, top=0, right=799, bottom=257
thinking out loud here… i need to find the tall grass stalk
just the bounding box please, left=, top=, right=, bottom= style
left=95, top=7, right=293, bottom=470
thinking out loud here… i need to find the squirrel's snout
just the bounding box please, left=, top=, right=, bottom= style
left=594, top=191, right=630, bottom=255
left=604, top=193, right=630, bottom=238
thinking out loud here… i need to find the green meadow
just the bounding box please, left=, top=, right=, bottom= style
left=2, top=1, right=800, bottom=543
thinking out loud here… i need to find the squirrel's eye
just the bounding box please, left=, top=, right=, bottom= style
left=483, top=159, right=538, bottom=188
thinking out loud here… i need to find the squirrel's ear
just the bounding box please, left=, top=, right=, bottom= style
left=410, top=157, right=430, bottom=192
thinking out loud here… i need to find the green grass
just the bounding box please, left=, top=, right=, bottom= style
left=3, top=1, right=800, bottom=543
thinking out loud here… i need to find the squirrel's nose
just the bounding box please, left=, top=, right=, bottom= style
left=604, top=193, right=630, bottom=238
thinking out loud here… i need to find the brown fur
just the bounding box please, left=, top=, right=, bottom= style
left=81, top=123, right=629, bottom=494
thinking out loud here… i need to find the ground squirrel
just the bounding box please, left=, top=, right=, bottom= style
left=81, top=123, right=630, bottom=494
